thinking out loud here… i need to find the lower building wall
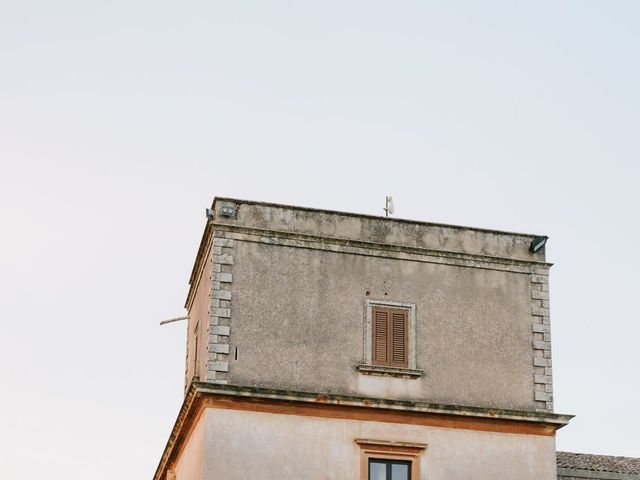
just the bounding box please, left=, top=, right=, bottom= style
left=190, top=407, right=558, bottom=480
left=174, top=415, right=205, bottom=480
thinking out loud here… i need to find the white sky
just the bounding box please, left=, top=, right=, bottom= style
left=1, top=1, right=639, bottom=478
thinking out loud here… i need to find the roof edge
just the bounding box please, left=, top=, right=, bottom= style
left=557, top=451, right=640, bottom=477
left=185, top=196, right=552, bottom=308
left=213, top=196, right=549, bottom=238
left=557, top=467, right=639, bottom=480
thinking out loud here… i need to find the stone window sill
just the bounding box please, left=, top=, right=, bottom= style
left=356, top=364, right=424, bottom=379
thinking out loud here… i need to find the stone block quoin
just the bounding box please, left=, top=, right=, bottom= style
left=531, top=269, right=553, bottom=412
left=206, top=231, right=234, bottom=384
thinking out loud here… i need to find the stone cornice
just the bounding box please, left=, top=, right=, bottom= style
left=191, top=383, right=573, bottom=426
left=154, top=382, right=573, bottom=480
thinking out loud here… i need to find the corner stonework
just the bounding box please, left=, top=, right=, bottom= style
left=206, top=231, right=234, bottom=384
left=531, top=269, right=553, bottom=412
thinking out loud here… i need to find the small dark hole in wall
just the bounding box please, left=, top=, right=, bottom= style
left=234, top=347, right=238, bottom=361
left=384, top=292, right=388, bottom=296
left=365, top=290, right=370, bottom=296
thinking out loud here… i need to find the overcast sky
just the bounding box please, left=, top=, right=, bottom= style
left=1, top=1, right=639, bottom=478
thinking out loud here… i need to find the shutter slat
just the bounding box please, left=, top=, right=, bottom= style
left=391, top=312, right=407, bottom=366
left=373, top=310, right=388, bottom=363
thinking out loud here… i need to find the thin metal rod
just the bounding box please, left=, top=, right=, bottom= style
left=160, top=316, right=189, bottom=326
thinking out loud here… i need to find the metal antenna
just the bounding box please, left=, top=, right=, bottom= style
left=384, top=196, right=394, bottom=217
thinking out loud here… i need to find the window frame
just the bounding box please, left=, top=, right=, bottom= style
left=356, top=439, right=425, bottom=480
left=362, top=299, right=418, bottom=372
left=368, top=458, right=412, bottom=480
left=371, top=306, right=409, bottom=368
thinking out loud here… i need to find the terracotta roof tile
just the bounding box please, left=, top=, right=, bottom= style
left=557, top=451, right=640, bottom=475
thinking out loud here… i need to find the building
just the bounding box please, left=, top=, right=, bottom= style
left=153, top=197, right=633, bottom=479
left=556, top=452, right=640, bottom=480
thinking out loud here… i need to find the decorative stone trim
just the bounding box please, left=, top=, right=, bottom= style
left=356, top=364, right=424, bottom=379
left=356, top=438, right=425, bottom=480
left=531, top=269, right=553, bottom=412
left=213, top=227, right=550, bottom=275
left=355, top=439, right=428, bottom=450
left=206, top=231, right=234, bottom=385
left=362, top=299, right=418, bottom=371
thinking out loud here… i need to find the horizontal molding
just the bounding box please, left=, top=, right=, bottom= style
left=213, top=196, right=548, bottom=239
left=192, top=383, right=572, bottom=426
left=214, top=225, right=552, bottom=275
left=355, top=438, right=427, bottom=450
left=356, top=364, right=424, bottom=379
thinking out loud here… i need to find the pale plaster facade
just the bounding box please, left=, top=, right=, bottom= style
left=172, top=415, right=205, bottom=480
left=198, top=407, right=557, bottom=480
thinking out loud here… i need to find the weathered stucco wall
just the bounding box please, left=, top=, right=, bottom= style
left=174, top=415, right=205, bottom=480
left=200, top=407, right=557, bottom=480
left=185, top=246, right=212, bottom=388
left=184, top=199, right=553, bottom=409
left=228, top=239, right=536, bottom=410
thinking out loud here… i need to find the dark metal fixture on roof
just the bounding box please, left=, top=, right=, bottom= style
left=530, top=236, right=548, bottom=253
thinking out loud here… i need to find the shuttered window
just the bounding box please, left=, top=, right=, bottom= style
left=371, top=306, right=408, bottom=368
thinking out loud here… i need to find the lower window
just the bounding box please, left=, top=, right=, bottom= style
left=369, top=458, right=411, bottom=480
left=356, top=439, right=425, bottom=480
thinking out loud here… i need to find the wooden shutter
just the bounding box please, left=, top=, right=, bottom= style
left=372, top=307, right=408, bottom=368
left=391, top=311, right=408, bottom=367
left=372, top=308, right=389, bottom=364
